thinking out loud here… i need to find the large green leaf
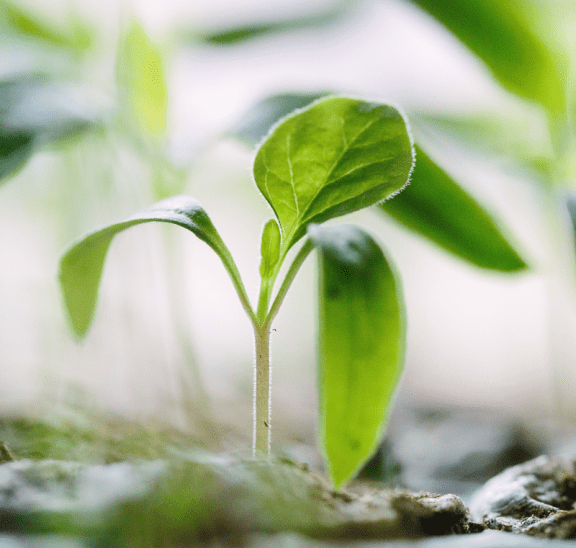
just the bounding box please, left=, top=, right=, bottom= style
left=381, top=145, right=527, bottom=271
left=308, top=223, right=405, bottom=488
left=0, top=76, right=96, bottom=183
left=117, top=20, right=167, bottom=137
left=407, top=0, right=565, bottom=115
left=253, top=97, right=414, bottom=253
left=60, top=196, right=246, bottom=337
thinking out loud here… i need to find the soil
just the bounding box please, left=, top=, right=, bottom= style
left=0, top=404, right=572, bottom=546
left=0, top=454, right=482, bottom=545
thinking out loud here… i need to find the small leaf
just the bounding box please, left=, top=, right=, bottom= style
left=118, top=20, right=167, bottom=136
left=308, top=223, right=405, bottom=488
left=408, top=0, right=565, bottom=115
left=253, top=97, right=414, bottom=253
left=380, top=145, right=527, bottom=271
left=229, top=92, right=329, bottom=146
left=259, top=219, right=281, bottom=279
left=60, top=195, right=245, bottom=337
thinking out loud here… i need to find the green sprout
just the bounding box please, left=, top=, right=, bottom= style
left=59, top=96, right=415, bottom=488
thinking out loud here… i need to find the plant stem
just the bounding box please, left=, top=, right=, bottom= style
left=253, top=325, right=271, bottom=455
left=251, top=239, right=314, bottom=456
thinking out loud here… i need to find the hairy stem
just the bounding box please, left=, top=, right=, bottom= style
left=252, top=238, right=314, bottom=455
left=253, top=325, right=271, bottom=455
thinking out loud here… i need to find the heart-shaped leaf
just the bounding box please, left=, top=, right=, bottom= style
left=308, top=223, right=405, bottom=488
left=253, top=97, right=414, bottom=253
left=380, top=145, right=527, bottom=271
left=60, top=195, right=248, bottom=337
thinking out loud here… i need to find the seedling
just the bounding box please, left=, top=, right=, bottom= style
left=59, top=96, right=414, bottom=488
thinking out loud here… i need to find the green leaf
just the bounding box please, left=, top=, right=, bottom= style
left=0, top=0, right=93, bottom=51
left=253, top=97, right=414, bottom=253
left=409, top=110, right=554, bottom=179
left=308, top=223, right=405, bottom=488
left=380, top=145, right=527, bottom=271
left=0, top=131, right=34, bottom=181
left=229, top=92, right=329, bottom=146
left=408, top=0, right=565, bottom=114
left=60, top=195, right=248, bottom=337
left=198, top=1, right=353, bottom=45
left=0, top=77, right=96, bottom=183
left=565, top=193, right=576, bottom=244
left=259, top=219, right=281, bottom=279
left=118, top=20, right=167, bottom=137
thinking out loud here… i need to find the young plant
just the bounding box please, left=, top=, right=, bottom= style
left=59, top=96, right=414, bottom=488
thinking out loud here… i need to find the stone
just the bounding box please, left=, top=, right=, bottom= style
left=470, top=455, right=576, bottom=539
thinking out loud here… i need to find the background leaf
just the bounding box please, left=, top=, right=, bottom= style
left=0, top=131, right=34, bottom=181
left=117, top=20, right=167, bottom=137
left=380, top=145, right=527, bottom=271
left=190, top=0, right=354, bottom=45
left=0, top=0, right=92, bottom=52
left=409, top=110, right=554, bottom=179
left=253, top=96, right=414, bottom=252
left=60, top=196, right=244, bottom=337
left=229, top=92, right=328, bottom=145
left=565, top=193, right=576, bottom=250
left=407, top=0, right=565, bottom=115
left=0, top=76, right=97, bottom=183
left=308, top=223, right=405, bottom=488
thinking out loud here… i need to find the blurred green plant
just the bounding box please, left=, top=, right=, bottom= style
left=180, top=0, right=357, bottom=45
left=2, top=0, right=572, bottom=493
left=0, top=76, right=99, bottom=182
left=0, top=0, right=93, bottom=53
left=401, top=0, right=576, bottom=420
left=59, top=96, right=414, bottom=488
left=117, top=19, right=167, bottom=140
left=0, top=0, right=99, bottom=184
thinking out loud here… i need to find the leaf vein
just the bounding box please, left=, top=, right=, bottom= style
left=301, top=158, right=396, bottom=222
left=294, top=116, right=380, bottom=233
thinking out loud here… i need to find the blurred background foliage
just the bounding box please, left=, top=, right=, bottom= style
left=1, top=0, right=576, bottom=453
